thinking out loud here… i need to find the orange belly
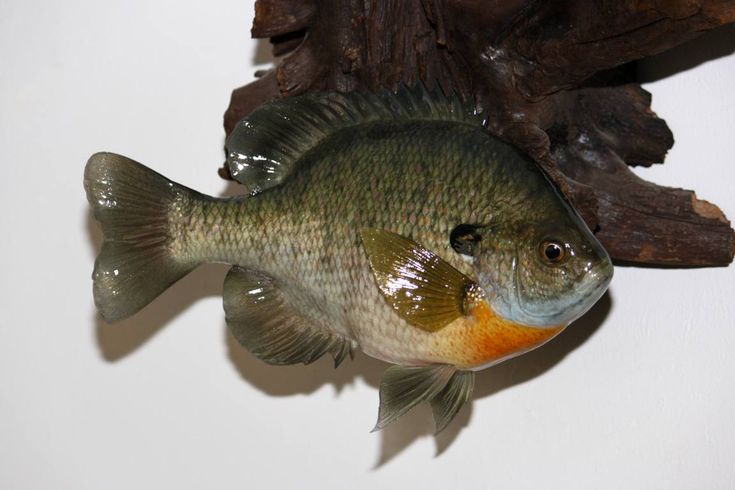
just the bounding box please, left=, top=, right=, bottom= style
left=428, top=301, right=564, bottom=370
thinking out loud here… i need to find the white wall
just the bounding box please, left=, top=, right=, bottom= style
left=1, top=2, right=733, bottom=488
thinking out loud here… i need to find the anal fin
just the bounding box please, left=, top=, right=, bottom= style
left=224, top=266, right=354, bottom=367
left=373, top=365, right=475, bottom=433
left=430, top=371, right=475, bottom=434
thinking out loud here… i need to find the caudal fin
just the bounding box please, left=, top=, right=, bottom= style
left=84, top=152, right=198, bottom=322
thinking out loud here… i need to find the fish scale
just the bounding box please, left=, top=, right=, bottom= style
left=176, top=122, right=539, bottom=365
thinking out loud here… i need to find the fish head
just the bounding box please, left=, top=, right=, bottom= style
left=470, top=205, right=613, bottom=328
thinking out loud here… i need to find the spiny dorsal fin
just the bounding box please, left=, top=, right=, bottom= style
left=361, top=229, right=473, bottom=333
left=430, top=371, right=475, bottom=434
left=373, top=365, right=455, bottom=432
left=225, top=83, right=483, bottom=194
left=224, top=266, right=355, bottom=367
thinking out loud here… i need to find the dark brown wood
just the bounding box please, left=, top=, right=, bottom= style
left=223, top=0, right=735, bottom=267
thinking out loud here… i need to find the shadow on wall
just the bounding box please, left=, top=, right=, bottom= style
left=86, top=163, right=612, bottom=464
left=82, top=20, right=735, bottom=467
left=88, top=213, right=231, bottom=361
left=376, top=292, right=612, bottom=467
left=637, top=24, right=735, bottom=83
left=252, top=38, right=277, bottom=66
left=96, top=282, right=610, bottom=467
left=94, top=263, right=230, bottom=360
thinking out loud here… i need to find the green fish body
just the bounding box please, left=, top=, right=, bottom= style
left=85, top=86, right=612, bottom=432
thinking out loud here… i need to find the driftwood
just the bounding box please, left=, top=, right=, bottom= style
left=224, top=0, right=735, bottom=267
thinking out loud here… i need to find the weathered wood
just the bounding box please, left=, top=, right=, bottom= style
left=223, top=0, right=735, bottom=267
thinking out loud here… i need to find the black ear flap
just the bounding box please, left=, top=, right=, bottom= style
left=450, top=224, right=483, bottom=256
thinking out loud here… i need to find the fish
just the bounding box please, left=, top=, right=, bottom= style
left=84, top=84, right=613, bottom=432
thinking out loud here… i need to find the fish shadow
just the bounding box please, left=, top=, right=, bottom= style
left=88, top=213, right=230, bottom=360
left=87, top=182, right=611, bottom=465
left=376, top=291, right=612, bottom=467
left=226, top=291, right=613, bottom=468
left=226, top=329, right=384, bottom=396
left=93, top=263, right=229, bottom=360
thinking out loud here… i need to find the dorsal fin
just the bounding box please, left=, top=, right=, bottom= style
left=225, top=83, right=483, bottom=194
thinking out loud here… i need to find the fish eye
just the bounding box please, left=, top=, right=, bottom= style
left=450, top=224, right=482, bottom=256
left=540, top=240, right=566, bottom=264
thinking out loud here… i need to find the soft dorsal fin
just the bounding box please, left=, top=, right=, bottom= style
left=361, top=229, right=473, bottom=333
left=225, top=83, right=483, bottom=194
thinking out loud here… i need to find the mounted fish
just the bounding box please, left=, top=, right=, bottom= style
left=85, top=85, right=613, bottom=432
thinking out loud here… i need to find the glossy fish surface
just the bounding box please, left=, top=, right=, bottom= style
left=85, top=85, right=613, bottom=432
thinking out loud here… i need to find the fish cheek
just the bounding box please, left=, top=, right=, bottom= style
left=471, top=244, right=515, bottom=301
left=517, top=242, right=569, bottom=303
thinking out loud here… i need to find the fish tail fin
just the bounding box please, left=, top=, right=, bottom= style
left=84, top=152, right=200, bottom=322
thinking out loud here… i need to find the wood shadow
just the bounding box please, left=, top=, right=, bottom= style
left=252, top=38, right=277, bottom=66
left=637, top=24, right=735, bottom=83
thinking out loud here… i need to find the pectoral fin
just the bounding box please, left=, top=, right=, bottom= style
left=361, top=229, right=472, bottom=333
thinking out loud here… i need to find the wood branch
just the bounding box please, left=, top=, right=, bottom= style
left=223, top=0, right=735, bottom=267
left=551, top=85, right=733, bottom=265
left=251, top=0, right=314, bottom=38
left=495, top=1, right=735, bottom=97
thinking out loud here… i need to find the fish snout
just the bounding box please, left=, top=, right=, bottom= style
left=565, top=256, right=613, bottom=323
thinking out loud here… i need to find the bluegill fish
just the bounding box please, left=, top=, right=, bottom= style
left=85, top=85, right=613, bottom=432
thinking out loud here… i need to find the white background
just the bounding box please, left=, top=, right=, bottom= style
left=1, top=1, right=734, bottom=488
